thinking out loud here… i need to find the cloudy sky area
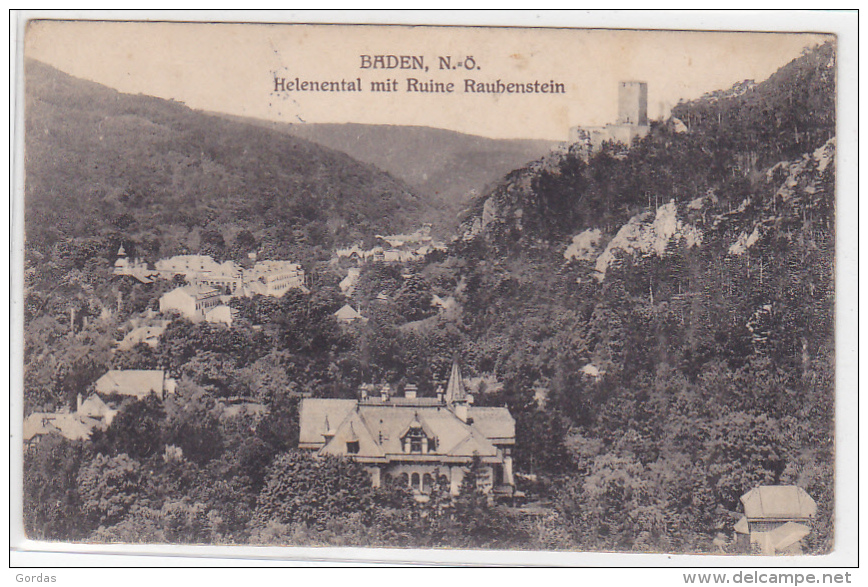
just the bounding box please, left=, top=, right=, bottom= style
left=25, top=20, right=831, bottom=140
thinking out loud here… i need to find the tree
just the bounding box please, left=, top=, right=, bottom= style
left=424, top=456, right=529, bottom=549
left=23, top=435, right=87, bottom=540
left=77, top=452, right=143, bottom=529
left=91, top=394, right=166, bottom=459
left=256, top=394, right=300, bottom=453
left=163, top=384, right=224, bottom=466
left=395, top=274, right=435, bottom=322
left=703, top=412, right=788, bottom=510
left=251, top=451, right=376, bottom=530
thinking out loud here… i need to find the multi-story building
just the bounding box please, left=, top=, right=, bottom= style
left=242, top=260, right=305, bottom=297
left=159, top=285, right=223, bottom=321
left=299, top=362, right=515, bottom=497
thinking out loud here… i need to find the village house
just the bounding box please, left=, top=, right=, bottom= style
left=23, top=394, right=117, bottom=451
left=734, top=485, right=817, bottom=555
left=159, top=285, right=223, bottom=321
left=94, top=369, right=177, bottom=401
left=155, top=255, right=244, bottom=293
left=151, top=254, right=306, bottom=298
left=155, top=254, right=226, bottom=279
left=334, top=304, right=368, bottom=324
left=116, top=324, right=167, bottom=351
left=23, top=412, right=103, bottom=450
left=339, top=267, right=361, bottom=297
left=299, top=362, right=515, bottom=497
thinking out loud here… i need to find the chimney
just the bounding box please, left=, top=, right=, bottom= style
left=76, top=393, right=83, bottom=413
left=435, top=385, right=445, bottom=403
left=404, top=384, right=417, bottom=399
left=360, top=386, right=368, bottom=401
left=380, top=383, right=391, bottom=403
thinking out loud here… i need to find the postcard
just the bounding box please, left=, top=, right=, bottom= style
left=10, top=11, right=856, bottom=568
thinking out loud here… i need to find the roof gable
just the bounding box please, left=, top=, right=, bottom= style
left=320, top=411, right=386, bottom=458
left=334, top=305, right=364, bottom=320
left=79, top=394, right=114, bottom=418
left=445, top=428, right=498, bottom=457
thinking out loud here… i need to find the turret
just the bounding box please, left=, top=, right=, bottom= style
left=445, top=360, right=473, bottom=423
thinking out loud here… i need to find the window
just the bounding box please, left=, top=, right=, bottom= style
left=346, top=440, right=360, bottom=454
left=411, top=472, right=420, bottom=490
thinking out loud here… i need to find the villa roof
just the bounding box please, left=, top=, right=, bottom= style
left=301, top=398, right=514, bottom=462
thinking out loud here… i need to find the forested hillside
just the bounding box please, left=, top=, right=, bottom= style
left=25, top=58, right=423, bottom=268
left=442, top=41, right=835, bottom=551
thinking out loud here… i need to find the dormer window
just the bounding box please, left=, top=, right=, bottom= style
left=346, top=440, right=360, bottom=454
left=410, top=430, right=424, bottom=453
left=403, top=427, right=434, bottom=454
left=400, top=413, right=437, bottom=454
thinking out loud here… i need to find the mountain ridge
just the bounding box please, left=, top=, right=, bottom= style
left=24, top=58, right=430, bottom=267
left=214, top=116, right=557, bottom=233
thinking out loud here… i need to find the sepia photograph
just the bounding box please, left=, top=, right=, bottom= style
left=9, top=11, right=855, bottom=568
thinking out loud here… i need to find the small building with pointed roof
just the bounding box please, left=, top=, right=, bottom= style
left=334, top=304, right=368, bottom=324
left=299, top=361, right=515, bottom=496
left=734, top=485, right=817, bottom=554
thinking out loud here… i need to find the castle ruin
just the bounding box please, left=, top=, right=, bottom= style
left=569, top=81, right=650, bottom=156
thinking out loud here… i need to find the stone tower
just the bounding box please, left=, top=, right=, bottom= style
left=617, top=81, right=648, bottom=126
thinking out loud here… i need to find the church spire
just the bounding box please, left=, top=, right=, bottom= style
left=444, top=359, right=466, bottom=405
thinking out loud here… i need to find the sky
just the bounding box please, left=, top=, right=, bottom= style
left=24, top=19, right=832, bottom=141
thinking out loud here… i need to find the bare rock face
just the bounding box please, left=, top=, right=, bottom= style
left=594, top=202, right=702, bottom=281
